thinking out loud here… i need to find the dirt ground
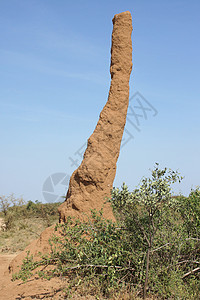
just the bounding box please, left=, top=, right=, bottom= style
left=0, top=217, right=64, bottom=299
left=0, top=253, right=67, bottom=299
left=0, top=216, right=97, bottom=299
left=0, top=250, right=95, bottom=299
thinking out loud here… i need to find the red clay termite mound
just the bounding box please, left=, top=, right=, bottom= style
left=59, top=10, right=133, bottom=221
left=9, top=11, right=133, bottom=273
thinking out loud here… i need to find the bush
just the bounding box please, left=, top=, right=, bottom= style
left=15, top=210, right=139, bottom=295
left=13, top=164, right=200, bottom=299
left=0, top=194, right=26, bottom=217
left=0, top=195, right=61, bottom=231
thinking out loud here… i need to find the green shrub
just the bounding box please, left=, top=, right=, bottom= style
left=14, top=209, right=139, bottom=297
left=0, top=195, right=61, bottom=231
left=13, top=164, right=200, bottom=299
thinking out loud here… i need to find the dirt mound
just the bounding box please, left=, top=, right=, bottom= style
left=58, top=11, right=133, bottom=222
left=4, top=11, right=133, bottom=298
left=9, top=225, right=55, bottom=273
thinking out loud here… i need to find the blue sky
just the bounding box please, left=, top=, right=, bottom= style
left=0, top=0, right=200, bottom=202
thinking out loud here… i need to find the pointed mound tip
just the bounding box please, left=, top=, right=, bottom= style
left=112, top=11, right=132, bottom=24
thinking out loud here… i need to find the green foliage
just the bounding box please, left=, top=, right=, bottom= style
left=12, top=251, right=36, bottom=282
left=0, top=194, right=26, bottom=230
left=0, top=196, right=61, bottom=231
left=0, top=194, right=25, bottom=217
left=25, top=200, right=61, bottom=226
left=109, top=164, right=199, bottom=299
left=110, top=164, right=186, bottom=298
left=13, top=164, right=200, bottom=299
left=14, top=210, right=138, bottom=296
left=178, top=187, right=200, bottom=237
left=0, top=196, right=62, bottom=253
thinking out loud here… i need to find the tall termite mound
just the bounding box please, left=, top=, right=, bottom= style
left=9, top=11, right=133, bottom=273
left=59, top=11, right=133, bottom=221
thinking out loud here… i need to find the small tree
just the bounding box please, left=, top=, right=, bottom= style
left=110, top=163, right=183, bottom=299
left=0, top=195, right=10, bottom=216
left=0, top=194, right=25, bottom=217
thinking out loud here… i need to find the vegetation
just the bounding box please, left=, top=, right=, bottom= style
left=0, top=196, right=61, bottom=253
left=3, top=164, right=200, bottom=299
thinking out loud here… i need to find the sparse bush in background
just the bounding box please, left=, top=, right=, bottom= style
left=4, top=213, right=15, bottom=230
left=0, top=196, right=10, bottom=216
left=0, top=194, right=25, bottom=217
left=0, top=196, right=61, bottom=224
left=0, top=194, right=26, bottom=230
left=26, top=200, right=61, bottom=226
left=12, top=165, right=200, bottom=299
left=0, top=196, right=62, bottom=253
left=0, top=195, right=61, bottom=232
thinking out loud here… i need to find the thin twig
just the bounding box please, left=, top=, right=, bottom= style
left=182, top=267, right=200, bottom=279
left=150, top=243, right=170, bottom=253
left=175, top=260, right=200, bottom=265
left=186, top=238, right=200, bottom=242
left=61, top=264, right=135, bottom=271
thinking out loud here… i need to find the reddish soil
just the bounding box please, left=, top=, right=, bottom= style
left=0, top=253, right=96, bottom=299
left=0, top=253, right=65, bottom=299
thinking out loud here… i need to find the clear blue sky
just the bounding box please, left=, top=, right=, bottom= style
left=1, top=0, right=200, bottom=202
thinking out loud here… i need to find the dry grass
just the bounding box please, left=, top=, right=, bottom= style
left=0, top=216, right=58, bottom=253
